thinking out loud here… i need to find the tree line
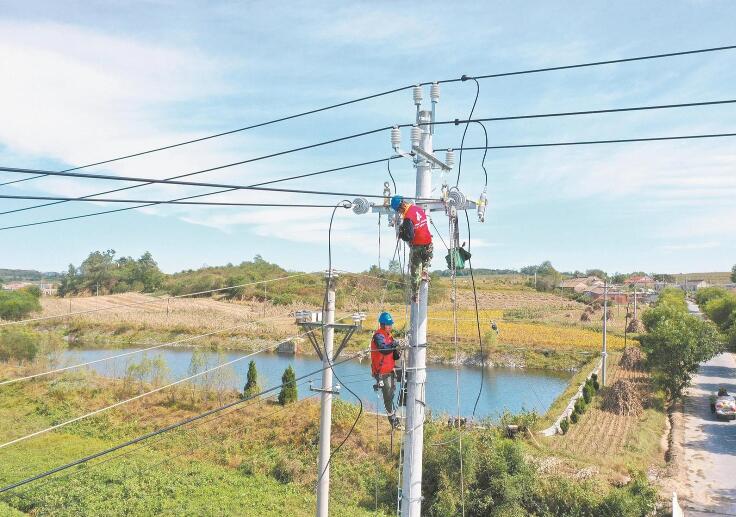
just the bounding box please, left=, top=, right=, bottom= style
left=58, top=250, right=164, bottom=296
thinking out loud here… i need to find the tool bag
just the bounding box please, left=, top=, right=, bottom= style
left=445, top=246, right=472, bottom=270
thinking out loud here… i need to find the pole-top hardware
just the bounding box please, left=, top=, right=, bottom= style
left=324, top=269, right=339, bottom=279
left=430, top=82, right=440, bottom=103
left=412, top=85, right=423, bottom=106
left=352, top=197, right=369, bottom=214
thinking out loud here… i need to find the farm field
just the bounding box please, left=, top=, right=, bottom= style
left=24, top=280, right=634, bottom=371
left=542, top=351, right=667, bottom=476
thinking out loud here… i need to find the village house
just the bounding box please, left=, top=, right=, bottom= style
left=558, top=276, right=604, bottom=293
left=624, top=274, right=655, bottom=289
left=680, top=279, right=710, bottom=292
left=584, top=286, right=629, bottom=305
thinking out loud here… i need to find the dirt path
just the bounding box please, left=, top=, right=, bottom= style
left=679, top=352, right=736, bottom=516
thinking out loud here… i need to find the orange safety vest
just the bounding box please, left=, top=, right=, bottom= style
left=403, top=204, right=432, bottom=246
left=370, top=327, right=395, bottom=376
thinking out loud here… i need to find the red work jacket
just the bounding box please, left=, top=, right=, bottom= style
left=370, top=327, right=395, bottom=376
left=403, top=204, right=432, bottom=246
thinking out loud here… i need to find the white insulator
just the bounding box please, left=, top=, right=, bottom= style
left=477, top=188, right=488, bottom=223
left=430, top=82, right=440, bottom=103
left=413, top=85, right=423, bottom=106
left=390, top=126, right=401, bottom=149
left=445, top=149, right=455, bottom=168
left=352, top=197, right=369, bottom=215
left=410, top=125, right=421, bottom=147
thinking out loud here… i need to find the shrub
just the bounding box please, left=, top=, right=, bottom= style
left=0, top=328, right=39, bottom=362
left=559, top=417, right=570, bottom=434
left=0, top=290, right=41, bottom=321
left=570, top=411, right=579, bottom=424
left=243, top=360, right=259, bottom=397
left=277, top=365, right=297, bottom=405
left=704, top=294, right=736, bottom=331
left=583, top=383, right=594, bottom=404
left=574, top=398, right=587, bottom=415
left=499, top=409, right=539, bottom=433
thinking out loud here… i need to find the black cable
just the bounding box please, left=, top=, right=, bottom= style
left=436, top=131, right=736, bottom=152
left=5, top=129, right=736, bottom=232
left=0, top=157, right=402, bottom=216
left=474, top=121, right=489, bottom=187
left=317, top=201, right=364, bottom=486
left=0, top=194, right=357, bottom=208
left=5, top=97, right=734, bottom=218
left=1, top=125, right=397, bottom=214
left=0, top=351, right=366, bottom=494
left=467, top=44, right=736, bottom=81
left=5, top=42, right=733, bottom=191
left=446, top=98, right=736, bottom=126
left=464, top=211, right=485, bottom=418
left=455, top=77, right=480, bottom=188
left=386, top=158, right=397, bottom=193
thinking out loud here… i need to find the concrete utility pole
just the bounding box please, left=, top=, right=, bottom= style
left=633, top=283, right=638, bottom=320
left=315, top=271, right=337, bottom=517
left=401, top=97, right=432, bottom=517
left=602, top=280, right=608, bottom=387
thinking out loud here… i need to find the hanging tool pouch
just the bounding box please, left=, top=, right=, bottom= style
left=445, top=246, right=471, bottom=270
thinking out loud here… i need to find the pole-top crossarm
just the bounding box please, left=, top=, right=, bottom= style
left=296, top=322, right=358, bottom=361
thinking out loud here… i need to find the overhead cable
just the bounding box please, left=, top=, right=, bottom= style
left=3, top=43, right=733, bottom=189
left=0, top=194, right=354, bottom=208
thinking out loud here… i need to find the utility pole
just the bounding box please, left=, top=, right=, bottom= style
left=401, top=89, right=433, bottom=517
left=315, top=271, right=337, bottom=517
left=633, top=283, right=638, bottom=321
left=602, top=279, right=608, bottom=387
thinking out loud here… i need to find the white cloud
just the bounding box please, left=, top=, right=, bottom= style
left=659, top=241, right=720, bottom=251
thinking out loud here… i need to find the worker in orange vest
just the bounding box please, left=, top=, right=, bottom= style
left=391, top=195, right=433, bottom=302
left=371, top=311, right=401, bottom=428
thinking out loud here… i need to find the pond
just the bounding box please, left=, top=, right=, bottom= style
left=60, top=347, right=573, bottom=420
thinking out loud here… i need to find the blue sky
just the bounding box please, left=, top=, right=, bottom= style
left=0, top=1, right=734, bottom=275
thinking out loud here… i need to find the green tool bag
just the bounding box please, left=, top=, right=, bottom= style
left=445, top=246, right=472, bottom=270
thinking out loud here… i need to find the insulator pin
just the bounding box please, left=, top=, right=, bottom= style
left=477, top=188, right=488, bottom=223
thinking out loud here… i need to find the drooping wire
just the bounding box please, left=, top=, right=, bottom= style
left=316, top=200, right=364, bottom=487
left=455, top=77, right=480, bottom=188
left=474, top=121, right=489, bottom=187
left=386, top=158, right=397, bottom=193
left=464, top=210, right=485, bottom=418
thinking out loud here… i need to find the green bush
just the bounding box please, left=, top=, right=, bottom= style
left=704, top=294, right=736, bottom=331
left=583, top=383, right=594, bottom=404
left=0, top=290, right=41, bottom=321
left=243, top=360, right=259, bottom=397
left=0, top=328, right=39, bottom=362
left=277, top=366, right=297, bottom=405
left=559, top=417, right=569, bottom=434
left=570, top=411, right=579, bottom=424
left=574, top=398, right=587, bottom=415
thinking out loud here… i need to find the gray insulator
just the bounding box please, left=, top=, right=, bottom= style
left=447, top=189, right=466, bottom=209
left=352, top=197, right=369, bottom=215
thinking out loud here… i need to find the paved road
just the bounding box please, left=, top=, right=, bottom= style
left=681, top=300, right=736, bottom=515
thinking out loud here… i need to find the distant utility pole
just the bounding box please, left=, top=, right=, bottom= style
left=602, top=279, right=608, bottom=387
left=633, top=283, right=638, bottom=321
left=295, top=272, right=358, bottom=517
left=315, top=272, right=336, bottom=517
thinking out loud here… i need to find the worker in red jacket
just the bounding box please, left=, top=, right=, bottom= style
left=371, top=311, right=401, bottom=428
left=391, top=195, right=433, bottom=302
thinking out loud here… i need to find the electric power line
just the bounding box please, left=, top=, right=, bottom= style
left=3, top=42, right=733, bottom=188
left=0, top=194, right=352, bottom=208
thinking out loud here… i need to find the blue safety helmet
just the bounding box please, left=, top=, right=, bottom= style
left=390, top=195, right=404, bottom=211
left=378, top=311, right=394, bottom=326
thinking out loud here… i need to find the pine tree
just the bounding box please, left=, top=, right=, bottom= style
left=278, top=365, right=297, bottom=405
left=243, top=360, right=259, bottom=397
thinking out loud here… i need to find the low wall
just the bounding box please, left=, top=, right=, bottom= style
left=539, top=357, right=603, bottom=437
